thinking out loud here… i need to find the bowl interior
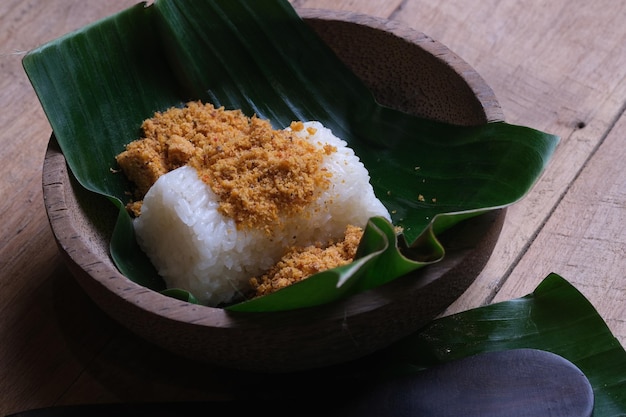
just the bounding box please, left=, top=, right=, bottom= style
left=42, top=10, right=504, bottom=372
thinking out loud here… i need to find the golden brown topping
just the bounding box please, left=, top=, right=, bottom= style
left=250, top=224, right=363, bottom=297
left=115, top=138, right=167, bottom=200
left=165, top=134, right=196, bottom=166
left=115, top=101, right=335, bottom=232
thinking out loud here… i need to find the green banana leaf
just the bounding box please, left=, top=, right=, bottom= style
left=23, top=0, right=558, bottom=310
left=233, top=274, right=626, bottom=416
left=384, top=273, right=626, bottom=415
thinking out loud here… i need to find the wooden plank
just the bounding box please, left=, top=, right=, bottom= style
left=393, top=1, right=626, bottom=318
left=293, top=0, right=401, bottom=18
left=0, top=1, right=138, bottom=414
left=494, top=109, right=626, bottom=347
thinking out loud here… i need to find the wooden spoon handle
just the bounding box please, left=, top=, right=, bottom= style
left=340, top=348, right=594, bottom=417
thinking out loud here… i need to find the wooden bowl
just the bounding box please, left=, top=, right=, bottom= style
left=42, top=9, right=505, bottom=372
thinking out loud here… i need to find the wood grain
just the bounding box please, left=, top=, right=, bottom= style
left=392, top=1, right=626, bottom=330
left=294, top=0, right=401, bottom=17
left=1, top=0, right=625, bottom=414
left=0, top=1, right=140, bottom=414
left=495, top=110, right=626, bottom=345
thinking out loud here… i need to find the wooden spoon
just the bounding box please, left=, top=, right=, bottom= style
left=335, top=348, right=594, bottom=417
left=7, top=349, right=593, bottom=417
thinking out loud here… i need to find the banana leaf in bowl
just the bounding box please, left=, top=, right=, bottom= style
left=29, top=0, right=558, bottom=371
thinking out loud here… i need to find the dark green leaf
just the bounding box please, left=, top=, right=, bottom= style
left=379, top=273, right=626, bottom=416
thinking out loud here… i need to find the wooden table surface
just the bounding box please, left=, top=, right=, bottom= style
left=2, top=0, right=626, bottom=414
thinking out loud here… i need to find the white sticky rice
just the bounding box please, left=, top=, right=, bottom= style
left=134, top=121, right=391, bottom=306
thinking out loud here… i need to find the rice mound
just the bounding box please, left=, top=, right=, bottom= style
left=134, top=121, right=390, bottom=306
